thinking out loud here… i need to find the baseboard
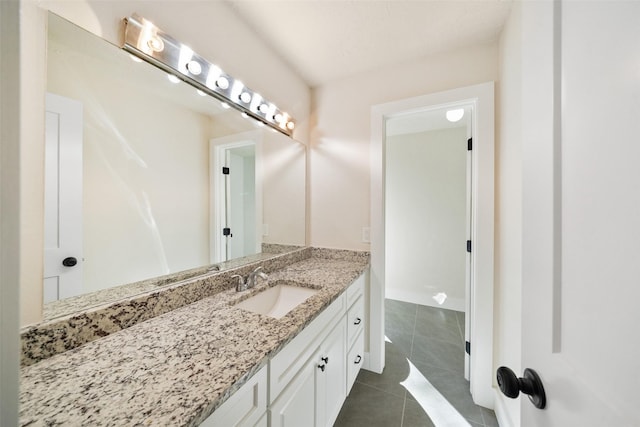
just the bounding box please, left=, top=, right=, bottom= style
left=385, top=288, right=465, bottom=312
left=494, top=389, right=516, bottom=427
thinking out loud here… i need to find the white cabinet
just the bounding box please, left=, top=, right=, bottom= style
left=345, top=276, right=365, bottom=395
left=200, top=365, right=267, bottom=427
left=270, top=350, right=320, bottom=427
left=204, top=270, right=368, bottom=427
left=316, top=319, right=347, bottom=427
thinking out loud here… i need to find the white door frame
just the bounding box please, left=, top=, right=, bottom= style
left=210, top=131, right=263, bottom=263
left=370, top=82, right=495, bottom=408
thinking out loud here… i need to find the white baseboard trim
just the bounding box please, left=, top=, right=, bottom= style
left=386, top=288, right=465, bottom=312
left=494, top=389, right=516, bottom=427
left=362, top=352, right=377, bottom=373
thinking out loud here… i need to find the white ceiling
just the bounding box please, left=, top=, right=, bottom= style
left=226, top=0, right=512, bottom=87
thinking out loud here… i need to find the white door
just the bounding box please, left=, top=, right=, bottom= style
left=517, top=2, right=640, bottom=425
left=43, top=93, right=83, bottom=303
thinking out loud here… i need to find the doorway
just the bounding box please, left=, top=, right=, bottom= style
left=210, top=132, right=262, bottom=263
left=370, top=82, right=495, bottom=408
left=385, top=105, right=473, bottom=379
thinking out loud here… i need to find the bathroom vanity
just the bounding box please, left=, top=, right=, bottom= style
left=19, top=249, right=369, bottom=426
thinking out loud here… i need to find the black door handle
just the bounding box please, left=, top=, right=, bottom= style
left=497, top=366, right=546, bottom=409
left=62, top=257, right=77, bottom=267
left=353, top=317, right=362, bottom=325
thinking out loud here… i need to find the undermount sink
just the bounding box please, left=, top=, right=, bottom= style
left=234, top=281, right=319, bottom=319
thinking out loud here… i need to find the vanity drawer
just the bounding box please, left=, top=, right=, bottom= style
left=200, top=365, right=267, bottom=427
left=269, top=293, right=346, bottom=403
left=346, top=331, right=365, bottom=395
left=347, top=296, right=364, bottom=349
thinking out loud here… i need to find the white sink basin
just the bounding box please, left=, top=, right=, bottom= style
left=235, top=282, right=319, bottom=319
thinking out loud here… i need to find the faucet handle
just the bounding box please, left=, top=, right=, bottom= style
left=231, top=274, right=247, bottom=291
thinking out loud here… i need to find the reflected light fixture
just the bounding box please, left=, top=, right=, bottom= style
left=123, top=14, right=296, bottom=136
left=446, top=108, right=465, bottom=123
left=167, top=74, right=180, bottom=84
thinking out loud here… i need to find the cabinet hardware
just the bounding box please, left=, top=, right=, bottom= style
left=354, top=355, right=362, bottom=364
left=321, top=356, right=329, bottom=364
left=353, top=318, right=361, bottom=325
left=318, top=364, right=325, bottom=372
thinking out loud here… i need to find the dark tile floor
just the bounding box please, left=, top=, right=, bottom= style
left=334, top=299, right=499, bottom=427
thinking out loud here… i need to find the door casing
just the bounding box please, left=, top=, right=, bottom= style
left=370, top=81, right=495, bottom=408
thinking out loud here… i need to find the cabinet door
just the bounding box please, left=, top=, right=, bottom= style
left=200, top=365, right=267, bottom=427
left=316, top=319, right=347, bottom=427
left=270, top=355, right=319, bottom=427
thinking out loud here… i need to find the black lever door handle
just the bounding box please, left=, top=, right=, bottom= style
left=62, top=257, right=77, bottom=267
left=353, top=317, right=362, bottom=325
left=497, top=366, right=546, bottom=409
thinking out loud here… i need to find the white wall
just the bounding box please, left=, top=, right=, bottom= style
left=310, top=42, right=499, bottom=251
left=386, top=127, right=467, bottom=311
left=20, top=0, right=311, bottom=326
left=494, top=3, right=522, bottom=426
left=262, top=131, right=306, bottom=246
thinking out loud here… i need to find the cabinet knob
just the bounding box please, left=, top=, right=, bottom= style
left=318, top=364, right=325, bottom=372
left=354, top=355, right=362, bottom=364
left=353, top=317, right=362, bottom=325
left=321, top=356, right=329, bottom=364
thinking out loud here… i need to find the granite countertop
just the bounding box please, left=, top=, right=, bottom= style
left=20, top=254, right=369, bottom=426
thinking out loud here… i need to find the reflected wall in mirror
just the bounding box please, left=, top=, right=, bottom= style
left=43, top=12, right=306, bottom=317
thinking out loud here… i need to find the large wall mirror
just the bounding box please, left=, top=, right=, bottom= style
left=43, top=12, right=306, bottom=320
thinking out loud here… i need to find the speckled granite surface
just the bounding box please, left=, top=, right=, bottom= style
left=22, top=247, right=311, bottom=366
left=20, top=251, right=369, bottom=426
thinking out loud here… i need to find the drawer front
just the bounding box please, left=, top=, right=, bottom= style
left=346, top=273, right=365, bottom=308
left=270, top=293, right=346, bottom=402
left=347, top=296, right=364, bottom=349
left=346, top=331, right=365, bottom=395
left=200, top=365, right=267, bottom=427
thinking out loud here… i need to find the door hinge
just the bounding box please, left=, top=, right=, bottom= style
left=467, top=137, right=472, bottom=151
left=467, top=240, right=472, bottom=253
left=222, top=166, right=230, bottom=175
left=223, top=227, right=232, bottom=237
left=466, top=341, right=471, bottom=355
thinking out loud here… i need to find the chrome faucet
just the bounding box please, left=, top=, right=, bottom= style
left=232, top=266, right=268, bottom=292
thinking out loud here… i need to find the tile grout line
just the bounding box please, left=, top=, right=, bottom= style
left=409, top=304, right=418, bottom=357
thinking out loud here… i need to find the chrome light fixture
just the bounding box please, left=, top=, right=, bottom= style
left=122, top=14, right=296, bottom=136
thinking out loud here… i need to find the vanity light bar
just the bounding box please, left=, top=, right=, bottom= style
left=122, top=14, right=295, bottom=136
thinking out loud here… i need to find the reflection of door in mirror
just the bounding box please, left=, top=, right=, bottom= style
left=210, top=133, right=262, bottom=263
left=226, top=145, right=256, bottom=260
left=43, top=93, right=83, bottom=303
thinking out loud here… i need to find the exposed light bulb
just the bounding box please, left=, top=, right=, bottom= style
left=286, top=121, right=295, bottom=131
left=167, top=74, right=180, bottom=84
left=186, top=60, right=202, bottom=75
left=273, top=113, right=284, bottom=123
left=240, top=92, right=252, bottom=103
left=146, top=36, right=164, bottom=52
left=258, top=104, right=269, bottom=114
left=216, top=76, right=229, bottom=90
left=446, top=108, right=465, bottom=122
